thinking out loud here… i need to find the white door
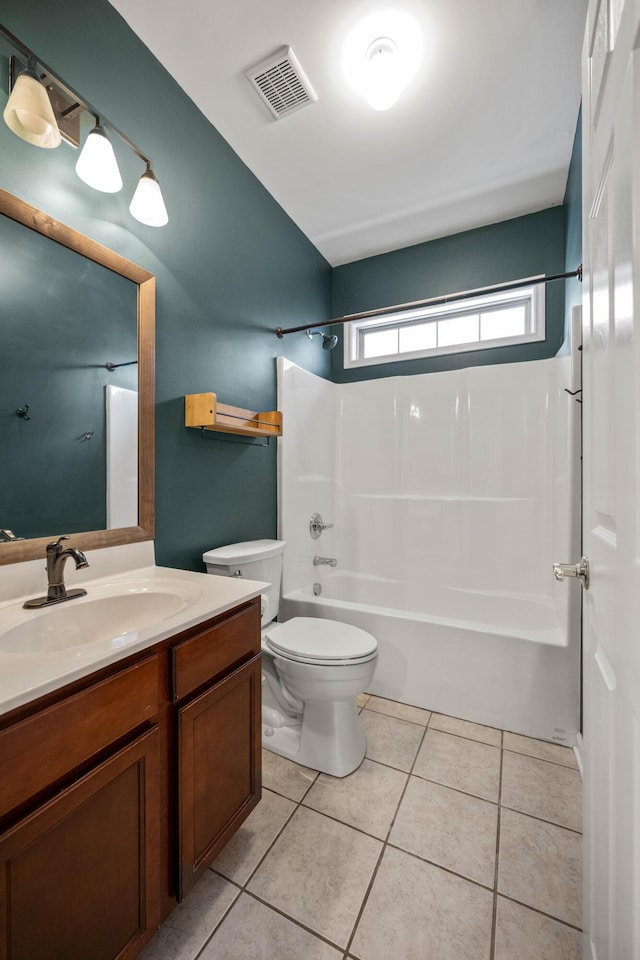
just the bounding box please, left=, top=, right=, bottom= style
left=582, top=1, right=640, bottom=957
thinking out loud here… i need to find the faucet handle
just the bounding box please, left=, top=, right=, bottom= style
left=47, top=535, right=70, bottom=554
left=310, top=513, right=333, bottom=539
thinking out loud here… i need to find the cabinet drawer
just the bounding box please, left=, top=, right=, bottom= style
left=0, top=654, right=159, bottom=819
left=172, top=601, right=260, bottom=701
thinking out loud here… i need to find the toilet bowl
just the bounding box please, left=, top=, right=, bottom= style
left=202, top=539, right=377, bottom=777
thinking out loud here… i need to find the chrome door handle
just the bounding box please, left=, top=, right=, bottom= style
left=553, top=556, right=590, bottom=589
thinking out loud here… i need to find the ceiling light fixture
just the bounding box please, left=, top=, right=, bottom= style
left=75, top=118, right=123, bottom=193
left=342, top=11, right=423, bottom=113
left=0, top=21, right=169, bottom=227
left=363, top=37, right=404, bottom=111
left=2, top=55, right=61, bottom=148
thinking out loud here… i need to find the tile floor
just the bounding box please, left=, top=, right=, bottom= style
left=140, top=694, right=582, bottom=960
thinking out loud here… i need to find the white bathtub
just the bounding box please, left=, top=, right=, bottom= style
left=280, top=577, right=580, bottom=744
left=277, top=356, right=581, bottom=746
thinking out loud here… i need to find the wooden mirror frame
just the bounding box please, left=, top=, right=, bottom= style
left=0, top=190, right=155, bottom=565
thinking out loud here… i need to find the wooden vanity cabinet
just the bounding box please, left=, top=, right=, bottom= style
left=171, top=600, right=262, bottom=899
left=0, top=655, right=162, bottom=960
left=0, top=595, right=262, bottom=960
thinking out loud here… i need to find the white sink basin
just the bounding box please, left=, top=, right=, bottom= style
left=0, top=579, right=202, bottom=654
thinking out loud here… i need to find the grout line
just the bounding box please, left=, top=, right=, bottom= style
left=341, top=842, right=386, bottom=958
left=502, top=745, right=580, bottom=771
left=341, top=721, right=430, bottom=958
left=299, top=797, right=400, bottom=843
left=210, top=791, right=300, bottom=891
left=495, top=891, right=583, bottom=932
left=384, top=840, right=496, bottom=893
left=428, top=727, right=503, bottom=749
left=385, top=722, right=429, bottom=839
left=498, top=803, right=583, bottom=836
left=347, top=754, right=416, bottom=776
left=410, top=767, right=500, bottom=805
left=241, top=888, right=349, bottom=953
left=362, top=702, right=431, bottom=726
left=427, top=726, right=503, bottom=750
left=490, top=734, right=505, bottom=960
left=361, top=707, right=428, bottom=731
left=205, top=780, right=350, bottom=956
left=191, top=881, right=243, bottom=960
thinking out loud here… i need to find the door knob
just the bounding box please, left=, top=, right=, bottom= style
left=553, top=556, right=590, bottom=589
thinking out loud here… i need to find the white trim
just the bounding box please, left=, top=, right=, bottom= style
left=574, top=731, right=584, bottom=779
left=344, top=277, right=546, bottom=369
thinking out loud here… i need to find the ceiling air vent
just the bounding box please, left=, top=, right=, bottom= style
left=245, top=46, right=317, bottom=120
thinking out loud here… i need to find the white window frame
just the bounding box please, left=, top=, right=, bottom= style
left=344, top=277, right=546, bottom=369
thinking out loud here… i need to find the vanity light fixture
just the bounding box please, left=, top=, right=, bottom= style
left=2, top=55, right=61, bottom=148
left=129, top=162, right=169, bottom=227
left=0, top=22, right=169, bottom=227
left=75, top=118, right=123, bottom=193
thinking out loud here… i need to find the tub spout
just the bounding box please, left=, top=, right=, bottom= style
left=313, top=556, right=337, bottom=567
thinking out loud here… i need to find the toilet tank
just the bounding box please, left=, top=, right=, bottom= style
left=202, top=539, right=285, bottom=626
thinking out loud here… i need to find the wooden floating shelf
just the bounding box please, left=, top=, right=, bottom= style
left=185, top=392, right=282, bottom=438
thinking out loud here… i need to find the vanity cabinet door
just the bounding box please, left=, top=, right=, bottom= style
left=178, top=654, right=261, bottom=899
left=0, top=727, right=160, bottom=960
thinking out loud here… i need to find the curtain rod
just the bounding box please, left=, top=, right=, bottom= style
left=275, top=266, right=582, bottom=338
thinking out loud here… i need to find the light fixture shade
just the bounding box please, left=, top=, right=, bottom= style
left=75, top=123, right=123, bottom=193
left=129, top=166, right=169, bottom=227
left=363, top=38, right=404, bottom=111
left=3, top=64, right=61, bottom=148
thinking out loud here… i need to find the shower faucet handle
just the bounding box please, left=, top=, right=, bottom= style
left=309, top=512, right=333, bottom=540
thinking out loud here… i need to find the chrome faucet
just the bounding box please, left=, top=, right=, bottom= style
left=23, top=536, right=90, bottom=609
left=313, top=556, right=337, bottom=567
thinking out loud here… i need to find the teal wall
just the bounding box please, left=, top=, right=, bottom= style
left=0, top=0, right=332, bottom=570
left=563, top=109, right=583, bottom=338
left=331, top=207, right=572, bottom=382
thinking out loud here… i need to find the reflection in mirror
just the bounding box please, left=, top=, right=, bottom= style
left=0, top=190, right=155, bottom=565
left=1, top=214, right=138, bottom=539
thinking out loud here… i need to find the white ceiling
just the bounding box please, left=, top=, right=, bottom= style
left=107, top=0, right=586, bottom=266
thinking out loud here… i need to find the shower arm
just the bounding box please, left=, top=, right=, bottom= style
left=275, top=266, right=583, bottom=338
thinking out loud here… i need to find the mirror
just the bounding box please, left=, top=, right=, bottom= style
left=0, top=189, right=155, bottom=565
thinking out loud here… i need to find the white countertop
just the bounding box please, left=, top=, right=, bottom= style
left=0, top=559, right=266, bottom=718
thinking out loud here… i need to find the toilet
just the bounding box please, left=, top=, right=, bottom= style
left=202, top=539, right=378, bottom=777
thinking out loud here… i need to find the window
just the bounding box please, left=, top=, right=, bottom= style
left=345, top=278, right=545, bottom=368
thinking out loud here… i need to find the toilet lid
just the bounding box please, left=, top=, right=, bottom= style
left=264, top=617, right=377, bottom=664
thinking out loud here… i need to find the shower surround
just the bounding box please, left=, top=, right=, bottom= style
left=277, top=356, right=580, bottom=743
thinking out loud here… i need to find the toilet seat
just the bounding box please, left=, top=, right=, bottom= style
left=264, top=617, right=377, bottom=666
